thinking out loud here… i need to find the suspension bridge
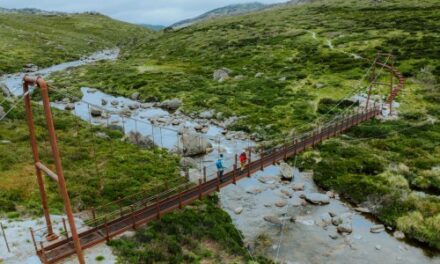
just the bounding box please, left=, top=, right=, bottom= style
left=1, top=54, right=404, bottom=263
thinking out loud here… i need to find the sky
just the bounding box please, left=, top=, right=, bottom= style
left=0, top=0, right=286, bottom=26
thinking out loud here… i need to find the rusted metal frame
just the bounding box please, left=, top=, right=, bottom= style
left=216, top=172, right=221, bottom=191
left=203, top=166, right=207, bottom=183
left=198, top=179, right=203, bottom=199
left=232, top=164, right=237, bottom=184
left=24, top=75, right=85, bottom=264
left=40, top=242, right=48, bottom=264
left=22, top=81, right=56, bottom=241
left=35, top=162, right=59, bottom=182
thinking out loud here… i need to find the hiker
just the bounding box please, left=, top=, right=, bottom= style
left=239, top=151, right=248, bottom=171
left=216, top=154, right=226, bottom=182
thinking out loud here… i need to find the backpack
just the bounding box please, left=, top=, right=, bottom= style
left=216, top=159, right=223, bottom=169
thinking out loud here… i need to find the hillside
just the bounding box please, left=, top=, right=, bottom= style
left=171, top=2, right=269, bottom=29
left=0, top=11, right=152, bottom=74
left=49, top=0, right=440, bottom=250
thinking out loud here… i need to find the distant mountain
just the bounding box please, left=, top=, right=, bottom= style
left=170, top=1, right=311, bottom=29
left=139, top=24, right=166, bottom=31
left=171, top=2, right=268, bottom=29
left=0, top=7, right=65, bottom=15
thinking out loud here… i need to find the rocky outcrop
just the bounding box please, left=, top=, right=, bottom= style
left=178, top=128, right=212, bottom=156
left=124, top=131, right=155, bottom=149
left=160, top=98, right=182, bottom=110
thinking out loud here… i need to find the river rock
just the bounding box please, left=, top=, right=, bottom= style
left=130, top=92, right=140, bottom=100
left=125, top=131, right=155, bottom=148
left=101, top=99, right=108, bottom=106
left=375, top=245, right=382, bottom=250
left=275, top=200, right=287, bottom=208
left=337, top=223, right=353, bottom=234
left=329, top=233, right=339, bottom=240
left=0, top=82, right=11, bottom=97
left=326, top=191, right=335, bottom=198
left=23, top=63, right=38, bottom=72
left=393, top=231, right=405, bottom=239
left=62, top=98, right=70, bottom=104
left=245, top=186, right=263, bottom=195
left=258, top=176, right=276, bottom=184
left=264, top=215, right=282, bottom=225
left=90, top=108, right=102, bottom=117
left=128, top=103, right=140, bottom=110
left=178, top=128, right=212, bottom=156
left=111, top=100, right=119, bottom=106
left=213, top=68, right=232, bottom=82
left=292, top=183, right=305, bottom=191
left=370, top=224, right=385, bottom=233
left=199, top=110, right=215, bottom=119
left=64, top=103, right=75, bottom=111
left=234, top=207, right=243, bottom=215
left=141, top=103, right=153, bottom=109
left=354, top=207, right=371, bottom=213
left=255, top=72, right=264, bottom=78
left=320, top=214, right=332, bottom=226
left=303, top=193, right=330, bottom=205
left=87, top=88, right=97, bottom=93
left=279, top=162, right=294, bottom=180
left=280, top=189, right=293, bottom=198
left=160, top=98, right=182, bottom=110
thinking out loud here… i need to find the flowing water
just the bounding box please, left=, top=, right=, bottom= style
left=1, top=52, right=439, bottom=264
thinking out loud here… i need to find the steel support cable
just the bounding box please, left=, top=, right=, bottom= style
left=0, top=91, right=30, bottom=121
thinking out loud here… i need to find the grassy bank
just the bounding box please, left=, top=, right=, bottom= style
left=0, top=11, right=152, bottom=74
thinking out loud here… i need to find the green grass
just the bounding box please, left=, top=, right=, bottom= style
left=0, top=12, right=152, bottom=74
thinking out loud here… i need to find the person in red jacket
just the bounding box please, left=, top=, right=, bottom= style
left=239, top=151, right=248, bottom=171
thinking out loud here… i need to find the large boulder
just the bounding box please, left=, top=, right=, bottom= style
left=303, top=193, right=330, bottom=205
left=178, top=128, right=212, bottom=156
left=213, top=68, right=232, bottom=82
left=124, top=131, right=155, bottom=149
left=160, top=98, right=182, bottom=111
left=0, top=83, right=11, bottom=97
left=279, top=162, right=294, bottom=180
left=0, top=106, right=5, bottom=119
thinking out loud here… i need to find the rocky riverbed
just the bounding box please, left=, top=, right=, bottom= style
left=220, top=165, right=440, bottom=263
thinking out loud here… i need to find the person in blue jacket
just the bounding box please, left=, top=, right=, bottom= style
left=216, top=154, right=226, bottom=182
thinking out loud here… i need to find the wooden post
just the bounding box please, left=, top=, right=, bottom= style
left=1, top=222, right=10, bottom=253
left=283, top=143, right=287, bottom=160
left=260, top=149, right=264, bottom=171
left=203, top=166, right=207, bottom=183
left=91, top=207, right=96, bottom=224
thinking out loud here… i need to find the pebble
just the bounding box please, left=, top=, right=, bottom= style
left=375, top=245, right=382, bottom=250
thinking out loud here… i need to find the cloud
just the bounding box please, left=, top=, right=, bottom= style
left=0, top=0, right=286, bottom=25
